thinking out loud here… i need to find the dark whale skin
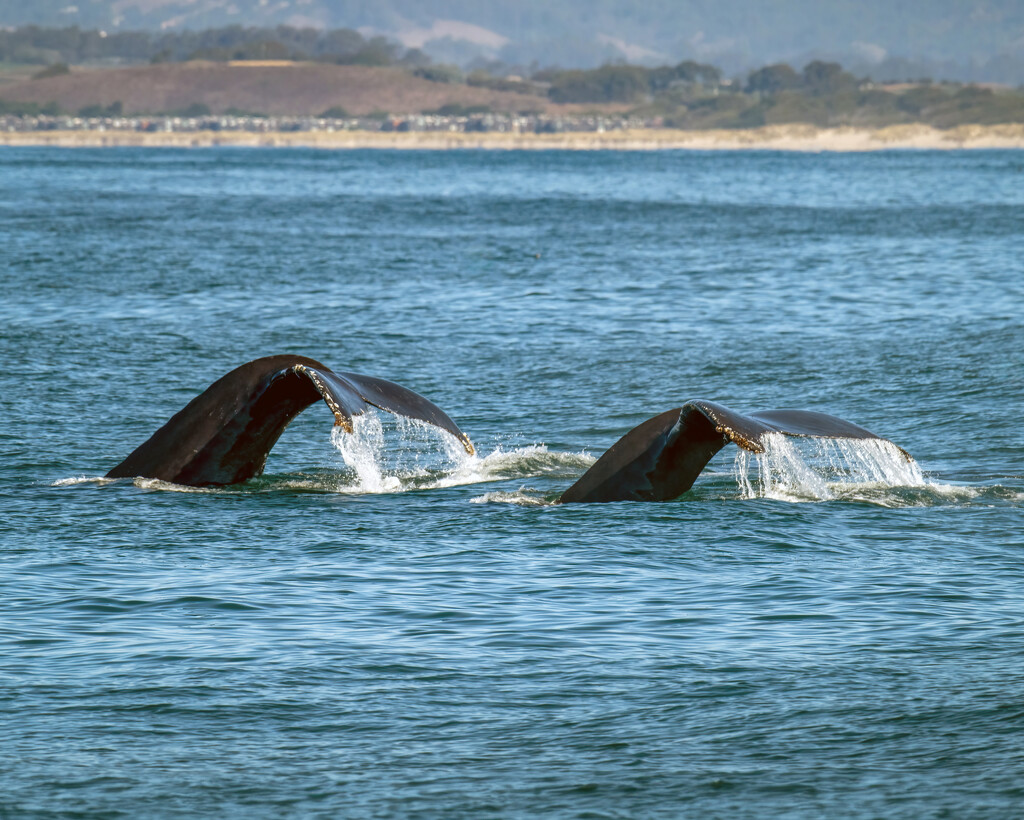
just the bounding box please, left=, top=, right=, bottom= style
left=559, top=400, right=911, bottom=504
left=107, top=359, right=909, bottom=500
left=106, top=355, right=473, bottom=486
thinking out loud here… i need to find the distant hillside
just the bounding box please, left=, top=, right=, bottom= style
left=1, top=0, right=1022, bottom=82
left=5, top=59, right=1023, bottom=128
left=0, top=62, right=548, bottom=116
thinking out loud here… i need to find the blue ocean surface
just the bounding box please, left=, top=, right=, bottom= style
left=1, top=147, right=1022, bottom=818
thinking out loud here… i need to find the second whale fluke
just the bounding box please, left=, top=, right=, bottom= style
left=106, top=355, right=474, bottom=486
left=558, top=400, right=912, bottom=504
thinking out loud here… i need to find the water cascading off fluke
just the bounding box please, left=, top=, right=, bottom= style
left=733, top=433, right=926, bottom=501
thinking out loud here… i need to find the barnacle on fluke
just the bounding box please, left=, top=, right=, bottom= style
left=108, top=355, right=912, bottom=501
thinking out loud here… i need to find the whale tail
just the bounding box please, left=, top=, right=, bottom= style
left=106, top=355, right=473, bottom=486
left=106, top=359, right=909, bottom=501
left=558, top=400, right=912, bottom=504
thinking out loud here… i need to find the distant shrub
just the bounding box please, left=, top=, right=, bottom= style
left=929, top=85, right=1024, bottom=126
left=414, top=64, right=463, bottom=84
left=745, top=63, right=801, bottom=94
left=187, top=47, right=232, bottom=62
left=762, top=92, right=830, bottom=125
left=665, top=94, right=750, bottom=129
left=801, top=61, right=859, bottom=96
left=320, top=105, right=350, bottom=118
left=158, top=103, right=211, bottom=117
left=548, top=65, right=649, bottom=103
left=398, top=48, right=431, bottom=69
left=423, top=103, right=491, bottom=116
left=231, top=41, right=290, bottom=61
left=649, top=60, right=721, bottom=91
left=853, top=89, right=903, bottom=122
left=345, top=37, right=399, bottom=67
left=77, top=101, right=121, bottom=117
left=7, top=45, right=60, bottom=65
left=0, top=99, right=42, bottom=115
left=224, top=106, right=265, bottom=117
left=32, top=62, right=70, bottom=80
left=179, top=102, right=211, bottom=117
left=546, top=60, right=721, bottom=104
left=466, top=70, right=540, bottom=95
left=897, top=85, right=949, bottom=115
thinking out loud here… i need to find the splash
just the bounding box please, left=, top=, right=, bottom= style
left=733, top=433, right=927, bottom=502
left=432, top=445, right=593, bottom=489
left=51, top=476, right=116, bottom=487
left=329, top=410, right=593, bottom=494
left=330, top=413, right=402, bottom=493
left=470, top=490, right=553, bottom=506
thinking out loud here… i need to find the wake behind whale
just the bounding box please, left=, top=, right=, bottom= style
left=105, top=355, right=919, bottom=504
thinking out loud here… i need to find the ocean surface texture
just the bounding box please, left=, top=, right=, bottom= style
left=1, top=148, right=1022, bottom=818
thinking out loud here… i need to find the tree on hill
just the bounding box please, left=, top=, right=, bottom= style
left=745, top=63, right=801, bottom=94
left=548, top=65, right=650, bottom=103
left=801, top=60, right=858, bottom=95
left=547, top=60, right=721, bottom=104
left=0, top=24, right=416, bottom=67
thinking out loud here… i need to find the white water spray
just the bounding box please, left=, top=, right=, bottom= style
left=330, top=413, right=400, bottom=492
left=733, top=433, right=926, bottom=502
left=329, top=410, right=592, bottom=495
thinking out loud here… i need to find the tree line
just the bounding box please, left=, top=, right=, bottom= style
left=3, top=25, right=1022, bottom=127
left=0, top=25, right=430, bottom=68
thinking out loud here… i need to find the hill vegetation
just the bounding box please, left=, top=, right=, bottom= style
left=1, top=0, right=1023, bottom=84
left=0, top=62, right=545, bottom=118
left=1, top=26, right=1023, bottom=128
left=0, top=24, right=428, bottom=67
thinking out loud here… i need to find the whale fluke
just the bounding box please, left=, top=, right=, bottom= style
left=559, top=400, right=911, bottom=504
left=106, top=355, right=474, bottom=486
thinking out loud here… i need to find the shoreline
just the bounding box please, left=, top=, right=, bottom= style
left=2, top=124, right=1024, bottom=151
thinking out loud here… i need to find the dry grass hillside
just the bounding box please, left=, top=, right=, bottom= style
left=0, top=61, right=550, bottom=115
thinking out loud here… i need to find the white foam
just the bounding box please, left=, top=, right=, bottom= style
left=51, top=476, right=115, bottom=487
left=430, top=445, right=593, bottom=489
left=733, top=433, right=927, bottom=502
left=133, top=477, right=217, bottom=493
left=470, top=490, right=552, bottom=506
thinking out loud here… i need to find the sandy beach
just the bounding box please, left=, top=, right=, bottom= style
left=2, top=123, right=1023, bottom=150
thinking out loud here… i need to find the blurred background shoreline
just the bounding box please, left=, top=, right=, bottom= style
left=2, top=13, right=1023, bottom=144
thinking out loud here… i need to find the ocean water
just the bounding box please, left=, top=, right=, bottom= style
left=1, top=147, right=1022, bottom=818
